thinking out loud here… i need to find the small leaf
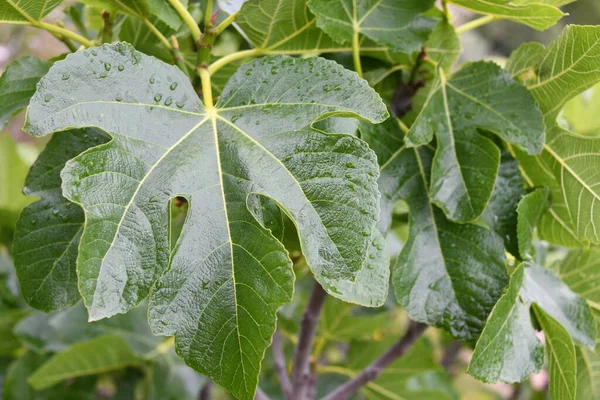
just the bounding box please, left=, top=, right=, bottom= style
left=308, top=0, right=436, bottom=54
left=28, top=335, right=142, bottom=390
left=317, top=298, right=389, bottom=343
left=0, top=0, right=64, bottom=22
left=12, top=129, right=109, bottom=312
left=406, top=61, right=544, bottom=222
left=533, top=305, right=577, bottom=400
left=0, top=57, right=52, bottom=129
left=25, top=43, right=387, bottom=400
left=516, top=187, right=550, bottom=260
left=482, top=152, right=525, bottom=257
left=469, top=262, right=595, bottom=383
left=449, top=0, right=564, bottom=30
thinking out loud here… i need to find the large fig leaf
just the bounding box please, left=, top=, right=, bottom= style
left=406, top=61, right=544, bottom=222
left=0, top=0, right=63, bottom=22
left=24, top=43, right=388, bottom=400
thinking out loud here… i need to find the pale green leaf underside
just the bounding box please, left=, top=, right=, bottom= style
left=560, top=248, right=600, bottom=307
left=28, top=334, right=142, bottom=390
left=507, top=26, right=600, bottom=248
left=469, top=262, right=595, bottom=383
left=25, top=43, right=387, bottom=400
left=449, top=0, right=564, bottom=30
left=0, top=0, right=63, bottom=22
left=407, top=61, right=544, bottom=222
left=533, top=305, right=577, bottom=400
left=308, top=0, right=436, bottom=54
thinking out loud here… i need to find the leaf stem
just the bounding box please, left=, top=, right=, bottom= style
left=322, top=320, right=428, bottom=400
left=272, top=328, right=293, bottom=400
left=455, top=15, right=498, bottom=34
left=167, top=0, right=201, bottom=42
left=204, top=0, right=214, bottom=29
left=101, top=10, right=114, bottom=43
left=170, top=36, right=189, bottom=77
left=21, top=21, right=95, bottom=47
left=215, top=11, right=239, bottom=35
left=199, top=67, right=213, bottom=107
left=291, top=282, right=327, bottom=400
left=142, top=18, right=172, bottom=49
left=352, top=29, right=363, bottom=77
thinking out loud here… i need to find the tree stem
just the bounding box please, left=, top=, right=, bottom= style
left=441, top=340, right=462, bottom=373
left=455, top=15, right=497, bottom=34
left=291, top=282, right=327, bottom=400
left=167, top=0, right=201, bottom=42
left=272, top=328, right=293, bottom=400
left=322, top=321, right=428, bottom=400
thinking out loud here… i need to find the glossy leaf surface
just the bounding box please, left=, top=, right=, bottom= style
left=24, top=43, right=388, bottom=400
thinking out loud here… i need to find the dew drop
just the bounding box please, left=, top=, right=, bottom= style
left=99, top=72, right=107, bottom=78
left=164, top=97, right=173, bottom=106
left=115, top=95, right=123, bottom=102
left=271, top=65, right=279, bottom=75
left=104, top=62, right=111, bottom=71
left=255, top=120, right=260, bottom=125
left=345, top=162, right=356, bottom=168
left=154, top=93, right=163, bottom=102
left=149, top=77, right=156, bottom=84
left=176, top=101, right=185, bottom=109
left=61, top=74, right=70, bottom=80
left=118, top=65, right=124, bottom=71
left=91, top=50, right=97, bottom=56
left=245, top=68, right=253, bottom=76
left=170, top=82, right=178, bottom=91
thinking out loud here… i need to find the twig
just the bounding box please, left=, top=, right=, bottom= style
left=441, top=340, right=462, bottom=373
left=101, top=10, right=114, bottom=43
left=291, top=282, right=328, bottom=400
left=199, top=381, right=212, bottom=400
left=215, top=11, right=239, bottom=35
left=255, top=387, right=271, bottom=400
left=322, top=321, right=428, bottom=400
left=272, top=328, right=293, bottom=400
left=455, top=15, right=498, bottom=34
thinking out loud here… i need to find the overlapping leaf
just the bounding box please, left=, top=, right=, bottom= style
left=533, top=305, right=577, bottom=400
left=516, top=188, right=549, bottom=260
left=560, top=248, right=600, bottom=306
left=406, top=61, right=544, bottom=222
left=308, top=0, right=436, bottom=54
left=468, top=262, right=595, bottom=383
left=0, top=57, right=52, bottom=129
left=507, top=26, right=600, bottom=248
left=12, top=129, right=108, bottom=312
left=0, top=0, right=63, bottom=22
left=449, top=0, right=564, bottom=30
left=360, top=120, right=508, bottom=340
left=24, top=43, right=388, bottom=399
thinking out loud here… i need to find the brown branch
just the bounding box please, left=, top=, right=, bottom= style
left=272, top=328, right=293, bottom=400
left=291, top=282, right=328, bottom=400
left=441, top=339, right=462, bottom=373
left=254, top=387, right=271, bottom=400
left=322, top=320, right=428, bottom=400
left=199, top=380, right=212, bottom=400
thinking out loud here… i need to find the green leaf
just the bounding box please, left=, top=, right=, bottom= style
left=359, top=116, right=508, bottom=340
left=0, top=309, right=28, bottom=356
left=468, top=262, right=595, bottom=383
left=562, top=83, right=600, bottom=137
left=235, top=0, right=344, bottom=52
left=338, top=337, right=457, bottom=400
left=507, top=26, right=600, bottom=248
left=516, top=188, right=550, bottom=260
left=3, top=351, right=46, bottom=400
left=559, top=248, right=600, bottom=307
left=12, top=129, right=109, bottom=312
left=406, top=61, right=544, bottom=222
left=482, top=152, right=525, bottom=258
left=308, top=0, right=436, bottom=54
left=79, top=0, right=185, bottom=30
left=533, top=305, right=577, bottom=400
left=0, top=135, right=34, bottom=231
left=317, top=298, right=389, bottom=343
left=14, top=302, right=162, bottom=355
left=575, top=311, right=600, bottom=400
left=0, top=57, right=52, bottom=129
left=426, top=20, right=461, bottom=72
left=28, top=335, right=142, bottom=390
left=25, top=43, right=387, bottom=400
left=449, top=0, right=564, bottom=30
left=0, top=0, right=63, bottom=22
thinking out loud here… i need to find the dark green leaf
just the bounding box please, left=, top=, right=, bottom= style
left=308, top=0, right=436, bottom=54
left=468, top=262, right=595, bottom=383
left=516, top=188, right=550, bottom=260
left=406, top=61, right=544, bottom=222
left=482, top=152, right=524, bottom=257
left=28, top=335, right=142, bottom=390
left=24, top=43, right=388, bottom=400
left=449, top=0, right=564, bottom=30
left=0, top=309, right=28, bottom=356
left=0, top=57, right=52, bottom=129
left=533, top=305, right=577, bottom=400
left=12, top=129, right=109, bottom=312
